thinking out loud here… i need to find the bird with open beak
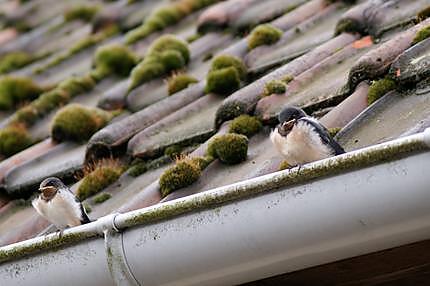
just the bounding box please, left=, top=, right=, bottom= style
left=270, top=106, right=345, bottom=166
left=32, top=177, right=90, bottom=232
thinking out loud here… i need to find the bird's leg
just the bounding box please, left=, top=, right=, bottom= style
left=296, top=164, right=302, bottom=176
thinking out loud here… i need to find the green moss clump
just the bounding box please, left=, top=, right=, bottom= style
left=262, top=80, right=286, bottom=97
left=159, top=157, right=201, bottom=197
left=248, top=24, right=283, bottom=50
left=148, top=34, right=190, bottom=63
left=160, top=50, right=186, bottom=70
left=129, top=61, right=165, bottom=89
left=130, top=35, right=190, bottom=90
left=125, top=0, right=218, bottom=44
left=0, top=125, right=33, bottom=157
left=92, top=192, right=112, bottom=204
left=205, top=55, right=247, bottom=95
left=94, top=44, right=138, bottom=78
left=0, top=76, right=42, bottom=110
left=279, top=160, right=291, bottom=170
left=328, top=127, right=341, bottom=137
left=64, top=5, right=99, bottom=22
left=206, top=67, right=240, bottom=95
left=412, top=26, right=430, bottom=45
left=229, top=115, right=262, bottom=137
left=32, top=89, right=70, bottom=115
left=207, top=134, right=248, bottom=164
left=367, top=78, right=396, bottom=105
left=0, top=52, right=33, bottom=74
left=77, top=159, right=124, bottom=201
left=164, top=145, right=183, bottom=158
left=282, top=75, right=294, bottom=84
left=14, top=105, right=39, bottom=125
left=210, top=55, right=247, bottom=80
left=189, top=156, right=214, bottom=170
left=167, top=73, right=198, bottom=95
left=215, top=100, right=248, bottom=128
left=127, top=160, right=147, bottom=177
left=58, top=75, right=96, bottom=95
left=51, top=104, right=112, bottom=142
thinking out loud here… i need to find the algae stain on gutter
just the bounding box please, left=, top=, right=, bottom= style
left=0, top=231, right=101, bottom=264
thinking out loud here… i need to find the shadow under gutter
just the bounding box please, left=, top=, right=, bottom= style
left=1, top=129, right=430, bottom=285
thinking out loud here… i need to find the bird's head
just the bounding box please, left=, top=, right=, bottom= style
left=278, top=106, right=307, bottom=123
left=38, top=177, right=65, bottom=201
left=276, top=106, right=307, bottom=137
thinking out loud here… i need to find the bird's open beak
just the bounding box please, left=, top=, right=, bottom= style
left=278, top=119, right=296, bottom=136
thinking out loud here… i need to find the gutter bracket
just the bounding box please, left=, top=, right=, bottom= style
left=102, top=213, right=140, bottom=286
left=104, top=229, right=141, bottom=286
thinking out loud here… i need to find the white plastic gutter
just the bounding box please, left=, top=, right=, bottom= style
left=2, top=129, right=430, bottom=286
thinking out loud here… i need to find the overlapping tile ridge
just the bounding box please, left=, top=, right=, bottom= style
left=0, top=0, right=430, bottom=246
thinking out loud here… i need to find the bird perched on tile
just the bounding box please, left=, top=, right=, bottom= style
left=270, top=106, right=345, bottom=166
left=32, top=177, right=90, bottom=232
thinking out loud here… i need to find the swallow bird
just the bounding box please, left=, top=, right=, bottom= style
left=32, top=177, right=90, bottom=231
left=270, top=106, right=345, bottom=166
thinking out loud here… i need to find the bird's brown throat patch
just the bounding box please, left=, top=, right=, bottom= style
left=40, top=186, right=57, bottom=201
left=278, top=119, right=296, bottom=136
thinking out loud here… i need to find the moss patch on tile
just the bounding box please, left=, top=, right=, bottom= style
left=0, top=52, right=34, bottom=74
left=367, top=78, right=396, bottom=105
left=0, top=76, right=43, bottom=110
left=229, top=115, right=262, bottom=137
left=248, top=24, right=283, bottom=50
left=127, top=160, right=148, bottom=177
left=92, top=192, right=112, bottom=204
left=0, top=124, right=33, bottom=157
left=64, top=5, right=99, bottom=22
left=77, top=159, right=124, bottom=201
left=262, top=80, right=287, bottom=97
left=130, top=35, right=190, bottom=90
left=159, top=156, right=203, bottom=197
left=412, top=25, right=430, bottom=45
left=51, top=104, right=112, bottom=143
left=167, top=73, right=198, bottom=95
left=125, top=0, right=219, bottom=44
left=93, top=43, right=138, bottom=79
left=164, top=144, right=183, bottom=158
left=207, top=133, right=248, bottom=164
left=205, top=55, right=247, bottom=95
left=215, top=100, right=248, bottom=128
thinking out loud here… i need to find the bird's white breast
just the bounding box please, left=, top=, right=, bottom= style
left=32, top=189, right=82, bottom=229
left=270, top=120, right=334, bottom=166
